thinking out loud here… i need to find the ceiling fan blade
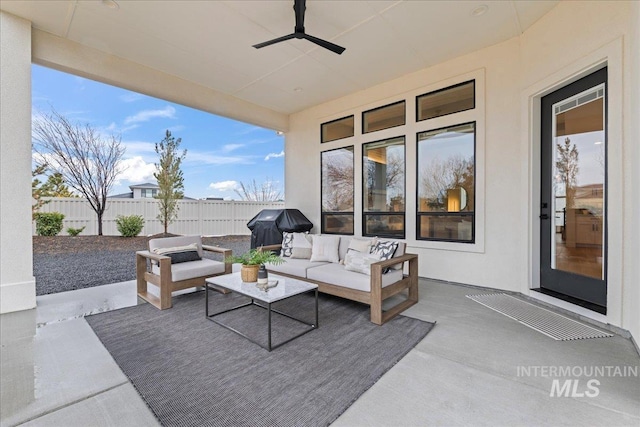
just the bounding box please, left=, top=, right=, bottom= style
left=302, top=33, right=346, bottom=55
left=294, top=0, right=306, bottom=33
left=253, top=33, right=296, bottom=49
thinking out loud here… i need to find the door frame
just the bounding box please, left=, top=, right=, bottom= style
left=520, top=37, right=624, bottom=326
left=539, top=67, right=607, bottom=309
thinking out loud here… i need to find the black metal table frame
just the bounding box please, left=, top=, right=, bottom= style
left=205, top=282, right=318, bottom=351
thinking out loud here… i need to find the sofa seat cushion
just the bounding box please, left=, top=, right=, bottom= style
left=306, top=263, right=403, bottom=293
left=266, top=258, right=328, bottom=278
left=152, top=258, right=225, bottom=282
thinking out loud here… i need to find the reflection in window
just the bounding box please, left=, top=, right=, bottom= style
left=362, top=101, right=405, bottom=134
left=417, top=81, right=475, bottom=121
left=417, top=123, right=475, bottom=242
left=321, top=147, right=354, bottom=234
left=321, top=115, right=354, bottom=143
left=363, top=137, right=405, bottom=238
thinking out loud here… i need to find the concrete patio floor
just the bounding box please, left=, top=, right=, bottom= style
left=1, top=278, right=638, bottom=427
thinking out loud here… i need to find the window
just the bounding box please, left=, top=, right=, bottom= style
left=417, top=122, right=475, bottom=242
left=321, top=115, right=354, bottom=143
left=362, top=101, right=405, bottom=134
left=417, top=80, right=475, bottom=122
left=363, top=137, right=405, bottom=238
left=142, top=188, right=157, bottom=198
left=321, top=147, right=354, bottom=234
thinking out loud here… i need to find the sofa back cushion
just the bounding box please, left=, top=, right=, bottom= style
left=149, top=235, right=204, bottom=258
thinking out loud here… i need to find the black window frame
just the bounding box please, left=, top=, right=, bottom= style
left=321, top=145, right=355, bottom=235
left=362, top=136, right=406, bottom=239
left=321, top=115, right=355, bottom=143
left=415, top=121, right=476, bottom=243
left=362, top=100, right=406, bottom=135
left=416, top=80, right=475, bottom=122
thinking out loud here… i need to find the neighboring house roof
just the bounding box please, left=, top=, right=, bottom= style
left=109, top=192, right=134, bottom=198
left=129, top=182, right=159, bottom=190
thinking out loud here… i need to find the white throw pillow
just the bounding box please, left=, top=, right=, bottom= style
left=309, top=235, right=340, bottom=263
left=344, top=251, right=382, bottom=275
left=290, top=233, right=313, bottom=259
left=348, top=237, right=376, bottom=253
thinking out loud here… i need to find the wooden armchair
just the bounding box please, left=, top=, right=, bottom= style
left=136, top=235, right=231, bottom=309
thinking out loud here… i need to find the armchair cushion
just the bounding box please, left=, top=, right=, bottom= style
left=152, top=258, right=226, bottom=282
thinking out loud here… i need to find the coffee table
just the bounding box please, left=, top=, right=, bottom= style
left=205, top=272, right=318, bottom=351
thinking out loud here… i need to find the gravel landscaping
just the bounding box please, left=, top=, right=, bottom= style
left=33, top=235, right=250, bottom=295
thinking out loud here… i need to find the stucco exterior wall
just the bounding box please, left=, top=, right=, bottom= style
left=285, top=1, right=638, bottom=333
left=0, top=11, right=36, bottom=313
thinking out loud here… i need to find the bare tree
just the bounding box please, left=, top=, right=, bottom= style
left=556, top=137, right=579, bottom=208
left=234, top=178, right=282, bottom=202
left=364, top=151, right=404, bottom=210
left=33, top=110, right=125, bottom=235
left=419, top=154, right=474, bottom=211
left=322, top=149, right=353, bottom=211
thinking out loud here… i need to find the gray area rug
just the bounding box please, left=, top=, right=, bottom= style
left=86, top=290, right=434, bottom=427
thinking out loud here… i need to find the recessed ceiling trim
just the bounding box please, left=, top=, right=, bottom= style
left=509, top=1, right=523, bottom=34
left=63, top=1, right=78, bottom=38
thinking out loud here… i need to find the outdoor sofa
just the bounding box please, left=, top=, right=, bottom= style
left=136, top=235, right=232, bottom=309
left=262, top=233, right=418, bottom=325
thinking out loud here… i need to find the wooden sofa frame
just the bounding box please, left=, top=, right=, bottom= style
left=136, top=245, right=232, bottom=310
left=261, top=244, right=419, bottom=325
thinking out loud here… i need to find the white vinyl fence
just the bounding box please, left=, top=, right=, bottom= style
left=35, top=197, right=285, bottom=236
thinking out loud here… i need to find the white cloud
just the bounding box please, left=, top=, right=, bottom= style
left=166, top=125, right=185, bottom=133
left=187, top=152, right=255, bottom=165
left=209, top=180, right=239, bottom=192
left=235, top=125, right=262, bottom=136
left=116, top=156, right=156, bottom=184
left=120, top=93, right=144, bottom=103
left=264, top=150, right=285, bottom=161
left=222, top=143, right=244, bottom=153
left=124, top=106, right=176, bottom=125
left=122, top=141, right=157, bottom=157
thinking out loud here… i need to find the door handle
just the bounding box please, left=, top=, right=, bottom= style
left=539, top=214, right=549, bottom=220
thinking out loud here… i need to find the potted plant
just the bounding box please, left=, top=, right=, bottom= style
left=225, top=249, right=285, bottom=282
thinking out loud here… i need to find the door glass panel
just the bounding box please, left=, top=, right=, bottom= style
left=551, top=85, right=605, bottom=280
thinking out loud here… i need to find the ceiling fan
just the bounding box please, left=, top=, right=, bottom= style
left=252, top=0, right=346, bottom=55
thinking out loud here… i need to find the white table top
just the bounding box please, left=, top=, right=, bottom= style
left=206, top=272, right=317, bottom=303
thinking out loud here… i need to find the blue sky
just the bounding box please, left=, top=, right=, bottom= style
left=31, top=64, right=284, bottom=200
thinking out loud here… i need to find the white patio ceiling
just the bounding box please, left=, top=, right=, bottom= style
left=1, top=0, right=558, bottom=115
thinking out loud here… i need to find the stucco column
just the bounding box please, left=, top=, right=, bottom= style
left=0, top=11, right=36, bottom=313
left=623, top=0, right=640, bottom=342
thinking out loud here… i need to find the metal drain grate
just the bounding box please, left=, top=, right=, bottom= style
left=466, top=293, right=613, bottom=341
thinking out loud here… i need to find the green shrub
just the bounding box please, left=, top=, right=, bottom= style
left=34, top=212, right=65, bottom=236
left=66, top=226, right=85, bottom=237
left=115, top=215, right=145, bottom=237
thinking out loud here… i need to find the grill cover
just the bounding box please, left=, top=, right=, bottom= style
left=247, top=209, right=313, bottom=249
